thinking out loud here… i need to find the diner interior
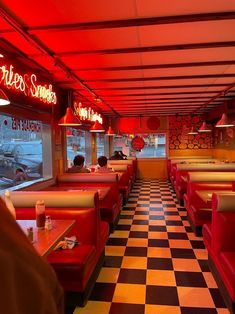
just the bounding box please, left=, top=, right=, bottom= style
left=1, top=1, right=235, bottom=313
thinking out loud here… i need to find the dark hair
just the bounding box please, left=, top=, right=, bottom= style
left=73, top=155, right=85, bottom=166
left=114, top=151, right=119, bottom=156
left=16, top=168, right=24, bottom=173
left=98, top=156, right=108, bottom=167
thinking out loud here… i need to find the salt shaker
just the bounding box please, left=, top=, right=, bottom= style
left=27, top=227, right=34, bottom=242
left=45, top=215, right=52, bottom=231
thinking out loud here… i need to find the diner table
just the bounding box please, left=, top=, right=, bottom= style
left=195, top=190, right=233, bottom=209
left=17, top=219, right=76, bottom=257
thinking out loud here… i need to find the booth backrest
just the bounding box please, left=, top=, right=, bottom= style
left=108, top=160, right=133, bottom=166
left=9, top=190, right=97, bottom=208
left=177, top=163, right=235, bottom=172
left=58, top=173, right=118, bottom=183
left=127, top=156, right=137, bottom=160
left=215, top=192, right=235, bottom=212
left=110, top=164, right=128, bottom=172
left=171, top=159, right=217, bottom=165
left=211, top=193, right=235, bottom=253
left=187, top=172, right=235, bottom=183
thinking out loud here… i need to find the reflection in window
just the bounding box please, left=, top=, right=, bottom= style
left=0, top=114, right=52, bottom=190
left=66, top=128, right=91, bottom=168
left=113, top=134, right=166, bottom=158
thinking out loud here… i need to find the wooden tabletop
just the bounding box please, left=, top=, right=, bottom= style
left=195, top=190, right=232, bottom=206
left=17, top=219, right=76, bottom=257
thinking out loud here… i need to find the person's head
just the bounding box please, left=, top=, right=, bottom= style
left=16, top=168, right=24, bottom=174
left=98, top=156, right=108, bottom=167
left=73, top=154, right=85, bottom=167
left=113, top=151, right=119, bottom=156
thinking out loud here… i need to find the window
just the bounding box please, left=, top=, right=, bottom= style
left=66, top=128, right=91, bottom=168
left=113, top=133, right=166, bottom=158
left=96, top=133, right=105, bottom=158
left=0, top=114, right=52, bottom=190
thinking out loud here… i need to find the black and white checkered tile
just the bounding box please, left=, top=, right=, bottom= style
left=74, top=179, right=229, bottom=314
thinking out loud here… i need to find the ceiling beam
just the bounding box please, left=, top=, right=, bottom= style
left=55, top=41, right=235, bottom=56
left=75, top=60, right=235, bottom=72
left=4, top=12, right=233, bottom=33
left=86, top=73, right=235, bottom=82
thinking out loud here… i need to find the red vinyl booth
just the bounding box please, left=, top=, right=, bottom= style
left=202, top=192, right=235, bottom=313
left=9, top=190, right=109, bottom=307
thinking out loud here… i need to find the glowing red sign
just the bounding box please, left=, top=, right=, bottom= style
left=0, top=63, right=57, bottom=104
left=74, top=101, right=103, bottom=124
left=131, top=136, right=145, bottom=151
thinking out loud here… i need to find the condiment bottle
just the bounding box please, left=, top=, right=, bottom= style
left=35, top=200, right=46, bottom=229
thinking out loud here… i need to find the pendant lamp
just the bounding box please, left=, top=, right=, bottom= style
left=0, top=89, right=10, bottom=106
left=215, top=113, right=234, bottom=128
left=90, top=120, right=105, bottom=132
left=188, top=126, right=198, bottom=135
left=105, top=125, right=115, bottom=136
left=198, top=121, right=211, bottom=133
left=58, top=91, right=82, bottom=126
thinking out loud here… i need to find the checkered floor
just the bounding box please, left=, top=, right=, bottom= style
left=74, top=179, right=229, bottom=314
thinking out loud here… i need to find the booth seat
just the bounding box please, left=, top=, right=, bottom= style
left=174, top=163, right=235, bottom=203
left=9, top=190, right=109, bottom=307
left=107, top=164, right=132, bottom=203
left=108, top=159, right=136, bottom=184
left=184, top=172, right=235, bottom=235
left=168, top=157, right=215, bottom=181
left=202, top=193, right=235, bottom=313
left=55, top=173, right=122, bottom=232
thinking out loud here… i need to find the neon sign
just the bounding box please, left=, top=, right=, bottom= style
left=74, top=101, right=103, bottom=124
left=0, top=63, right=57, bottom=104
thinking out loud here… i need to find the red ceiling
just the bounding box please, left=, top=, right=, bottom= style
left=1, top=1, right=235, bottom=117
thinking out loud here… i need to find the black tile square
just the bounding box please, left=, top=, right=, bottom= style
left=149, top=225, right=167, bottom=232
left=107, top=238, right=128, bottom=246
left=147, top=257, right=173, bottom=270
left=138, top=198, right=149, bottom=201
left=129, top=231, right=148, bottom=238
left=115, top=224, right=131, bottom=231
left=137, top=204, right=149, bottom=207
left=146, top=285, right=179, bottom=305
left=117, top=269, right=146, bottom=284
left=150, top=201, right=162, bottom=204
left=181, top=308, right=217, bottom=314
left=110, top=303, right=145, bottom=314
left=198, top=260, right=210, bottom=272
left=149, top=207, right=163, bottom=211
left=166, top=221, right=183, bottom=226
left=164, top=211, right=179, bottom=216
left=175, top=271, right=207, bottom=287
left=149, top=215, right=165, bottom=220
left=181, top=216, right=188, bottom=221
left=171, top=248, right=196, bottom=259
left=168, top=232, right=188, bottom=240
left=123, top=206, right=136, bottom=211
left=132, top=220, right=149, bottom=225
left=148, top=239, right=169, bottom=248
left=209, top=288, right=227, bottom=308
left=120, top=215, right=134, bottom=219
left=178, top=207, right=187, bottom=212
left=128, top=200, right=137, bottom=204
left=104, top=256, right=123, bottom=268
left=89, top=282, right=116, bottom=301
left=163, top=204, right=177, bottom=208
left=135, top=211, right=149, bottom=215
left=125, top=247, right=147, bottom=257
left=190, top=240, right=205, bottom=249
left=185, top=226, right=193, bottom=233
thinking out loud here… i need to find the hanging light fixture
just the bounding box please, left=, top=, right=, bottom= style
left=58, top=91, right=82, bottom=126
left=198, top=121, right=211, bottom=133
left=105, top=118, right=115, bottom=136
left=188, top=126, right=198, bottom=135
left=215, top=113, right=234, bottom=128
left=90, top=120, right=105, bottom=132
left=0, top=89, right=10, bottom=106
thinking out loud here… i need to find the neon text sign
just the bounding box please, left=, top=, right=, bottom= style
left=0, top=63, right=57, bottom=104
left=74, top=101, right=103, bottom=124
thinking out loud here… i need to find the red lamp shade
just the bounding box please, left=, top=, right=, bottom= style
left=58, top=107, right=82, bottom=126
left=0, top=89, right=10, bottom=106
left=90, top=120, right=105, bottom=132
left=105, top=125, right=115, bottom=136
left=198, top=121, right=211, bottom=133
left=188, top=126, right=198, bottom=135
left=215, top=113, right=234, bottom=128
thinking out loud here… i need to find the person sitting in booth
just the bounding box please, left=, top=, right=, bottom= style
left=67, top=154, right=90, bottom=173
left=109, top=150, right=124, bottom=160
left=95, top=156, right=114, bottom=173
left=118, top=150, right=127, bottom=159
